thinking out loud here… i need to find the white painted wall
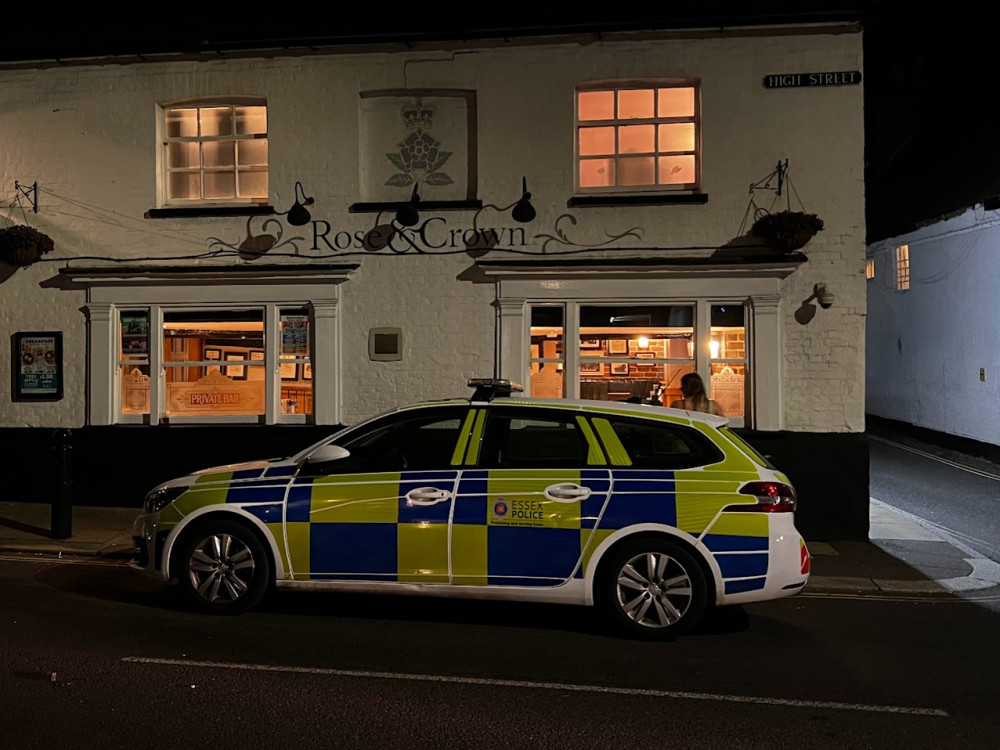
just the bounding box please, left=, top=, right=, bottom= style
left=0, top=27, right=865, bottom=430
left=867, top=205, right=1000, bottom=444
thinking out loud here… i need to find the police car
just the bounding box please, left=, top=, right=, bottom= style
left=132, top=379, right=810, bottom=639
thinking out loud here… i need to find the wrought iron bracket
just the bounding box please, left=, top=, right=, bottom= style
left=15, top=181, right=38, bottom=213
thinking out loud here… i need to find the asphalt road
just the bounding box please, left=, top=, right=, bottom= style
left=3, top=554, right=1000, bottom=749
left=870, top=435, right=1000, bottom=562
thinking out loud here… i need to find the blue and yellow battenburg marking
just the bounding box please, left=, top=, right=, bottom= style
left=155, top=406, right=776, bottom=593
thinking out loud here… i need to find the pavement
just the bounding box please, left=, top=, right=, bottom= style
left=2, top=495, right=999, bottom=598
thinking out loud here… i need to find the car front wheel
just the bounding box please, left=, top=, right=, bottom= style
left=175, top=519, right=271, bottom=614
left=597, top=538, right=709, bottom=640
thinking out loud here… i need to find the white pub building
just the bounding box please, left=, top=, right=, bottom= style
left=0, top=16, right=868, bottom=539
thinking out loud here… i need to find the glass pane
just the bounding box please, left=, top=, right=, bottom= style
left=121, top=364, right=151, bottom=415
left=237, top=138, right=268, bottom=167
left=119, top=311, right=150, bottom=361
left=579, top=158, right=615, bottom=188
left=200, top=107, right=232, bottom=137
left=580, top=306, right=693, bottom=404
left=203, top=140, right=235, bottom=168
left=579, top=126, right=615, bottom=156
left=204, top=171, right=237, bottom=200
left=281, top=357, right=312, bottom=415
left=530, top=306, right=564, bottom=399
left=235, top=106, right=267, bottom=135
left=657, top=155, right=696, bottom=185
left=280, top=312, right=310, bottom=356
left=658, top=123, right=695, bottom=152
left=578, top=90, right=614, bottom=121
left=711, top=304, right=746, bottom=360
left=484, top=414, right=587, bottom=468
left=162, top=310, right=265, bottom=417
left=237, top=170, right=268, bottom=199
left=658, top=87, right=695, bottom=118
left=710, top=363, right=745, bottom=418
left=617, top=89, right=654, bottom=119
left=165, top=108, right=198, bottom=138
left=618, top=156, right=655, bottom=185
left=167, top=141, right=200, bottom=169
left=618, top=124, right=655, bottom=154
left=168, top=172, right=201, bottom=200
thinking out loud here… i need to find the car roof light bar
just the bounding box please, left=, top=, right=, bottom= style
left=468, top=378, right=524, bottom=402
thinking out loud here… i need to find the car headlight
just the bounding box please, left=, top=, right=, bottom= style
left=144, top=485, right=188, bottom=513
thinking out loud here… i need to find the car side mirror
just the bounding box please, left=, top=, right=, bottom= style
left=306, top=444, right=351, bottom=464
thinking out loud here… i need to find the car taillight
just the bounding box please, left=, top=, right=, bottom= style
left=736, top=481, right=797, bottom=512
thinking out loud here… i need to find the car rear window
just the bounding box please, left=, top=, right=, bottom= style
left=719, top=426, right=774, bottom=469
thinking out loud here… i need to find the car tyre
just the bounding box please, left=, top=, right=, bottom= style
left=175, top=519, right=272, bottom=615
left=597, top=537, right=708, bottom=640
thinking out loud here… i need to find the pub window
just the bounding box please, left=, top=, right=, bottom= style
left=160, top=99, right=268, bottom=205
left=866, top=257, right=875, bottom=280
left=576, top=80, right=700, bottom=193
left=895, top=244, right=910, bottom=291
left=526, top=300, right=749, bottom=425
left=116, top=306, right=312, bottom=423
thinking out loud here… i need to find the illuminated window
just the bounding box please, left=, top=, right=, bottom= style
left=895, top=245, right=910, bottom=291
left=866, top=258, right=875, bottom=280
left=160, top=100, right=268, bottom=205
left=116, top=306, right=312, bottom=422
left=576, top=81, right=699, bottom=192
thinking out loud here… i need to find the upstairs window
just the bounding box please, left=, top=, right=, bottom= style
left=895, top=245, right=910, bottom=291
left=866, top=257, right=875, bottom=280
left=160, top=100, right=268, bottom=205
left=576, top=81, right=700, bottom=193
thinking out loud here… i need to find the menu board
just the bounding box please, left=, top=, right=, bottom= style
left=14, top=331, right=63, bottom=400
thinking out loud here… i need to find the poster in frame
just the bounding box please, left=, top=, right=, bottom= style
left=580, top=338, right=601, bottom=349
left=12, top=331, right=63, bottom=401
left=280, top=359, right=298, bottom=380
left=580, top=361, right=603, bottom=376
left=224, top=353, right=246, bottom=380
left=608, top=339, right=628, bottom=355
left=303, top=362, right=312, bottom=380
left=610, top=362, right=630, bottom=376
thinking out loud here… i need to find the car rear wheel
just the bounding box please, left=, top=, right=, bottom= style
left=175, top=519, right=271, bottom=615
left=597, top=538, right=708, bottom=640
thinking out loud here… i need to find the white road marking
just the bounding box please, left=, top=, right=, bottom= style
left=0, top=553, right=127, bottom=566
left=122, top=656, right=948, bottom=717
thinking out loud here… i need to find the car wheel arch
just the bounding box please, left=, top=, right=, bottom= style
left=164, top=506, right=284, bottom=582
left=585, top=525, right=721, bottom=607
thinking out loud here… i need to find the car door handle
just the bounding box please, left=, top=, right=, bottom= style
left=544, top=483, right=591, bottom=501
left=405, top=487, right=452, bottom=506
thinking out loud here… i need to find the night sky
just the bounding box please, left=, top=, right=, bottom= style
left=2, top=9, right=990, bottom=243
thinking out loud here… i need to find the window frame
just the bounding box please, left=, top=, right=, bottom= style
left=157, top=97, right=269, bottom=208
left=574, top=79, right=702, bottom=195
left=76, top=272, right=348, bottom=427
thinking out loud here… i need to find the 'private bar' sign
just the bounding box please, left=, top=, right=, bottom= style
left=763, top=71, right=862, bottom=88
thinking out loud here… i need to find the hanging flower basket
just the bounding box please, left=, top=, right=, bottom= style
left=0, top=225, right=55, bottom=266
left=750, top=210, right=824, bottom=253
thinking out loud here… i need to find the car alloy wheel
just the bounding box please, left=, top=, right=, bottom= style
left=599, top=538, right=708, bottom=639
left=176, top=519, right=271, bottom=614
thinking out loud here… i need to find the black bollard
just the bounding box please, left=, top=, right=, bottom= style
left=51, top=429, right=73, bottom=539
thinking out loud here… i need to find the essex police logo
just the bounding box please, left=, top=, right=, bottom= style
left=493, top=500, right=509, bottom=518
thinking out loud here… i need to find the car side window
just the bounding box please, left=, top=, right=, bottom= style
left=479, top=408, right=590, bottom=469
left=308, top=409, right=468, bottom=474
left=606, top=417, right=723, bottom=469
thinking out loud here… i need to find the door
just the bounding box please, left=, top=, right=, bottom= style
left=287, top=406, right=471, bottom=582
left=452, top=405, right=610, bottom=587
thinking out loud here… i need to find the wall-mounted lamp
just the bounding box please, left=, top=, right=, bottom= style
left=794, top=283, right=835, bottom=325
left=464, top=177, right=537, bottom=257
left=14, top=180, right=38, bottom=213
left=638, top=336, right=650, bottom=349
left=709, top=339, right=721, bottom=358
left=283, top=181, right=315, bottom=226
left=395, top=183, right=421, bottom=227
